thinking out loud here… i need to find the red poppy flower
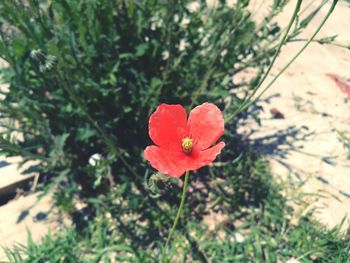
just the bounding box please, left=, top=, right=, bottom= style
left=144, top=102, right=225, bottom=177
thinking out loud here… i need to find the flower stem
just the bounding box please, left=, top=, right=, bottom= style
left=228, top=0, right=302, bottom=121
left=165, top=170, right=190, bottom=249
left=226, top=0, right=338, bottom=123
left=248, top=0, right=338, bottom=103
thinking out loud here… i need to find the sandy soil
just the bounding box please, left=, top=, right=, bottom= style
left=239, top=0, right=350, bottom=229
left=0, top=62, right=68, bottom=261
left=0, top=192, right=67, bottom=261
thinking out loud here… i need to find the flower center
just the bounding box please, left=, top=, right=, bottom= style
left=182, top=137, right=193, bottom=154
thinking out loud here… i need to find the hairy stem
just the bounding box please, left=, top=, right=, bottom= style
left=165, top=170, right=190, bottom=249
left=227, top=0, right=338, bottom=122
left=229, top=0, right=302, bottom=120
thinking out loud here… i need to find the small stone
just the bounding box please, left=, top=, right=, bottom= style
left=286, top=258, right=300, bottom=263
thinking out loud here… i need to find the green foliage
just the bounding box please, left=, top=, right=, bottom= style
left=5, top=155, right=350, bottom=262
left=0, top=0, right=282, bottom=198
left=5, top=229, right=81, bottom=263
left=0, top=0, right=346, bottom=261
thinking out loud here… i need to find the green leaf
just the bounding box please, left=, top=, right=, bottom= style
left=11, top=38, right=26, bottom=57
left=77, top=126, right=97, bottom=141
left=135, top=43, right=148, bottom=57
left=150, top=77, right=161, bottom=88
left=123, top=106, right=132, bottom=113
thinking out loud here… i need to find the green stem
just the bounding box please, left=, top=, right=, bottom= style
left=229, top=0, right=302, bottom=119
left=253, top=0, right=302, bottom=94
left=226, top=0, right=338, bottom=122
left=165, top=170, right=190, bottom=249
left=289, top=38, right=349, bottom=49
left=251, top=0, right=338, bottom=101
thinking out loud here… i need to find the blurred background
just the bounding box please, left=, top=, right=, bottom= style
left=0, top=0, right=349, bottom=262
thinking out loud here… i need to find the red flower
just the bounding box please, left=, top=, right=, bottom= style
left=144, top=102, right=225, bottom=177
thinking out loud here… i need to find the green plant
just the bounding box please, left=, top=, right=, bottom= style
left=0, top=0, right=337, bottom=205
left=337, top=130, right=350, bottom=160
left=0, top=0, right=343, bottom=261
left=5, top=154, right=350, bottom=262
left=0, top=0, right=291, bottom=207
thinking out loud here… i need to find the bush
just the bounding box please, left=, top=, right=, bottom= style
left=0, top=0, right=284, bottom=200
left=1, top=0, right=343, bottom=261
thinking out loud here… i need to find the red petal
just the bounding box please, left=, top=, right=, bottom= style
left=187, top=142, right=225, bottom=171
left=149, top=104, right=188, bottom=151
left=144, top=142, right=225, bottom=177
left=188, top=103, right=224, bottom=150
left=144, top=146, right=188, bottom=177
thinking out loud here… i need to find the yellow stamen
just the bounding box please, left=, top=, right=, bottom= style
left=182, top=137, right=193, bottom=154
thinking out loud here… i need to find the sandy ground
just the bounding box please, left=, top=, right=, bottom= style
left=0, top=66, right=67, bottom=261
left=0, top=0, right=349, bottom=260
left=0, top=193, right=68, bottom=261
left=239, top=0, right=350, bottom=229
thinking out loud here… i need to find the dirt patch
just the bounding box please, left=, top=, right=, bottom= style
left=0, top=192, right=69, bottom=261
left=239, top=0, right=350, bottom=229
